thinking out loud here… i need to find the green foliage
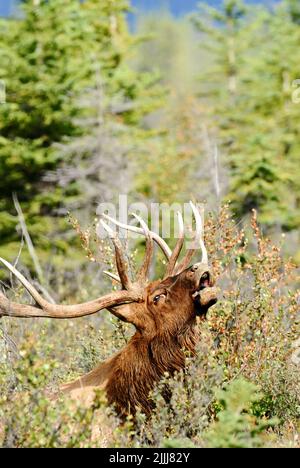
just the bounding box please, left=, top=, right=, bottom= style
left=0, top=208, right=299, bottom=448
left=134, top=11, right=201, bottom=96
left=124, top=207, right=298, bottom=448
left=0, top=0, right=299, bottom=449
left=0, top=324, right=118, bottom=448
left=0, top=0, right=162, bottom=269
left=0, top=0, right=89, bottom=259
left=193, top=0, right=300, bottom=237
left=205, top=378, right=278, bottom=448
left=162, top=438, right=196, bottom=448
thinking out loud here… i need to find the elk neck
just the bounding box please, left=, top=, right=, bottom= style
left=105, top=316, right=198, bottom=416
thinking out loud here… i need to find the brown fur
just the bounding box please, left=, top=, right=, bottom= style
left=63, top=264, right=217, bottom=417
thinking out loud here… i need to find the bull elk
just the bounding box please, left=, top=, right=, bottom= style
left=0, top=202, right=217, bottom=417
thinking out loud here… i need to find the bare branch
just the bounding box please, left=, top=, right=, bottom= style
left=12, top=193, right=44, bottom=284
left=103, top=271, right=121, bottom=283
left=12, top=194, right=55, bottom=304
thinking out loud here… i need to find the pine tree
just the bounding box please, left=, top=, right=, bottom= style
left=193, top=1, right=300, bottom=240
left=0, top=0, right=162, bottom=269
left=228, top=1, right=300, bottom=231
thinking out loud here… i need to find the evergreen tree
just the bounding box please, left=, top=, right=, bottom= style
left=0, top=0, right=162, bottom=269
left=134, top=10, right=202, bottom=97
left=0, top=0, right=89, bottom=263
left=193, top=1, right=300, bottom=239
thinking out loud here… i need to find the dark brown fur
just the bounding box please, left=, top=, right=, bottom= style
left=63, top=265, right=217, bottom=417
left=0, top=206, right=217, bottom=420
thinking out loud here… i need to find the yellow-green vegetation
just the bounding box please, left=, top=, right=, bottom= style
left=0, top=208, right=299, bottom=448
left=0, top=0, right=299, bottom=448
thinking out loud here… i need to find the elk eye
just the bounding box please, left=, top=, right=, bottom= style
left=153, top=294, right=165, bottom=305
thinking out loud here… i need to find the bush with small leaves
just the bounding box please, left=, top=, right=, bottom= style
left=0, top=206, right=299, bottom=448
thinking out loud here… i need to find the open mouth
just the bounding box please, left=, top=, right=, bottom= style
left=192, top=272, right=217, bottom=318
left=199, top=272, right=210, bottom=289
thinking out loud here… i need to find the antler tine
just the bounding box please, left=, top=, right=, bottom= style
left=190, top=201, right=208, bottom=264
left=0, top=257, right=48, bottom=309
left=101, top=213, right=172, bottom=260
left=174, top=201, right=208, bottom=274
left=200, top=236, right=208, bottom=264
left=0, top=259, right=142, bottom=319
left=164, top=211, right=185, bottom=278
left=131, top=213, right=154, bottom=284
left=100, top=219, right=132, bottom=291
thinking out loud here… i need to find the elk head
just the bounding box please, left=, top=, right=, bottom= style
left=0, top=202, right=218, bottom=417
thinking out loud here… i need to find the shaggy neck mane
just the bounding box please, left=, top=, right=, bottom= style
left=105, top=316, right=198, bottom=417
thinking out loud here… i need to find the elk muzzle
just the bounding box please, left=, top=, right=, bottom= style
left=190, top=263, right=218, bottom=317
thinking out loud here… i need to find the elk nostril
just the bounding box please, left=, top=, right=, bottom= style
left=191, top=265, right=198, bottom=272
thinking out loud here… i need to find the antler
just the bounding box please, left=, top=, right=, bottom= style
left=163, top=211, right=184, bottom=279
left=0, top=235, right=143, bottom=320
left=99, top=219, right=132, bottom=290
left=174, top=202, right=208, bottom=275
left=101, top=213, right=154, bottom=286
left=101, top=213, right=172, bottom=260
left=102, top=202, right=208, bottom=279
left=0, top=286, right=141, bottom=319
left=0, top=202, right=208, bottom=320
left=131, top=214, right=154, bottom=284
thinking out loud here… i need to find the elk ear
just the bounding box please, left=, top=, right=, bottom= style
left=107, top=304, right=141, bottom=326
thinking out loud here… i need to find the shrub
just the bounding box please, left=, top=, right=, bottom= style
left=0, top=206, right=299, bottom=447
left=204, top=378, right=279, bottom=448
